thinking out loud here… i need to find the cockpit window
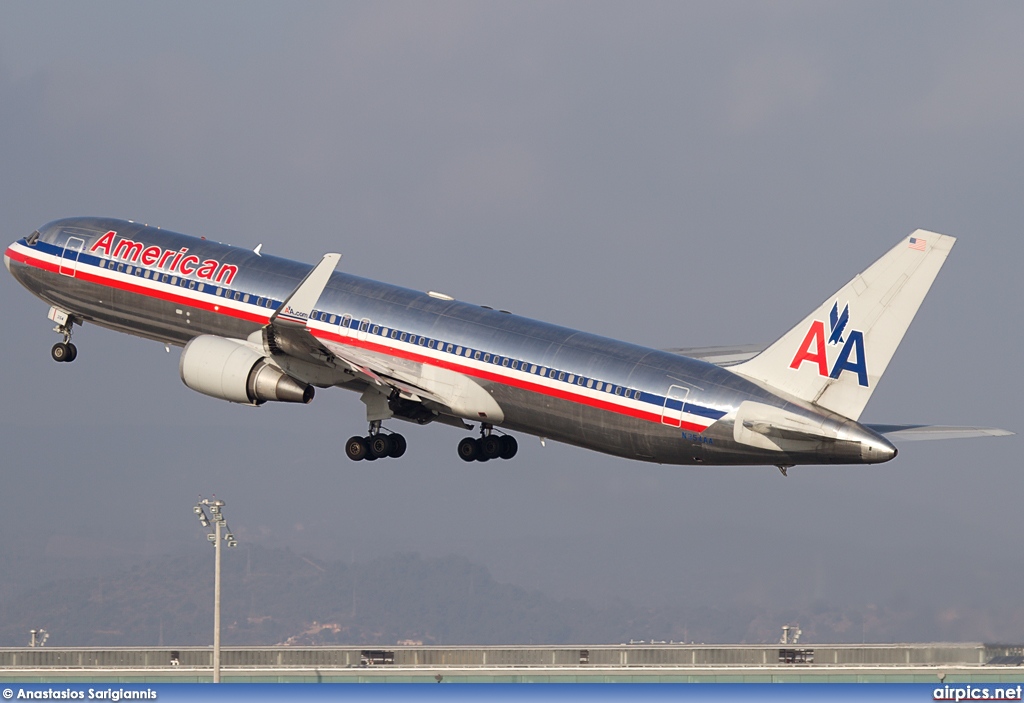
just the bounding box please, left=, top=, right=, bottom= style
left=25, top=231, right=40, bottom=246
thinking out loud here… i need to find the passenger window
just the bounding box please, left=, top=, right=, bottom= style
left=117, top=263, right=125, bottom=272
left=473, top=351, right=481, bottom=360
left=419, top=337, right=427, bottom=346
left=243, top=294, right=250, bottom=303
left=595, top=382, right=603, bottom=391
left=126, top=266, right=133, bottom=274
left=99, top=260, right=106, bottom=268
left=359, top=320, right=369, bottom=332
left=567, top=374, right=575, bottom=383
left=455, top=346, right=462, bottom=355
left=587, top=379, right=594, bottom=388
left=502, top=358, right=510, bottom=367
left=577, top=376, right=585, bottom=386
left=391, top=329, right=398, bottom=339
left=189, top=281, right=196, bottom=290
left=446, top=343, right=454, bottom=353
left=330, top=315, right=337, bottom=324
left=634, top=390, right=642, bottom=399
left=341, top=314, right=351, bottom=328
left=428, top=339, right=436, bottom=349
left=464, top=348, right=472, bottom=357
left=162, top=274, right=170, bottom=283
left=530, top=365, right=537, bottom=373
left=559, top=372, right=566, bottom=381
left=400, top=332, right=407, bottom=342
left=372, top=325, right=380, bottom=335
left=198, top=283, right=205, bottom=292
left=615, top=387, right=622, bottom=395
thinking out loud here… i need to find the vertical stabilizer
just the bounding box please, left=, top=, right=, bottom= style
left=731, top=230, right=955, bottom=421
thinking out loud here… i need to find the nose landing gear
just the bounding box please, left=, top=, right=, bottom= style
left=458, top=424, right=518, bottom=463
left=51, top=341, right=77, bottom=363
left=49, top=308, right=78, bottom=363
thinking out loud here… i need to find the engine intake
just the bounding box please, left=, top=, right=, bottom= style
left=179, top=335, right=314, bottom=405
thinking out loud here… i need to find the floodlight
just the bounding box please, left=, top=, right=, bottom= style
left=207, top=534, right=216, bottom=542
left=193, top=506, right=202, bottom=514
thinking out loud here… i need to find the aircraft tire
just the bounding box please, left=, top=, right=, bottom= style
left=457, top=437, right=479, bottom=462
left=499, top=435, right=518, bottom=460
left=65, top=343, right=78, bottom=362
left=387, top=434, right=407, bottom=458
left=368, top=435, right=391, bottom=459
left=480, top=435, right=502, bottom=460
left=345, top=436, right=369, bottom=461
left=51, top=343, right=69, bottom=362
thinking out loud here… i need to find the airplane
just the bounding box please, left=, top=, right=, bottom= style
left=5, top=218, right=1011, bottom=473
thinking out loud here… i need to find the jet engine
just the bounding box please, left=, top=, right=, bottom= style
left=179, top=335, right=314, bottom=405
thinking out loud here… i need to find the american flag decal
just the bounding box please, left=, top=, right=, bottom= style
left=908, top=237, right=926, bottom=252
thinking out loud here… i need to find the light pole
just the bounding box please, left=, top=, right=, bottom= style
left=193, top=496, right=238, bottom=683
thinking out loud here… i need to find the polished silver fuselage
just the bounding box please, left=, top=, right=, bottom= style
left=6, top=217, right=894, bottom=466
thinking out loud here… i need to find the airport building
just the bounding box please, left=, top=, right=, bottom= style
left=1, top=643, right=1023, bottom=683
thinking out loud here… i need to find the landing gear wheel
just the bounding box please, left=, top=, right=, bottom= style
left=387, top=434, right=407, bottom=458
left=458, top=437, right=480, bottom=462
left=65, top=343, right=78, bottom=362
left=480, top=435, right=502, bottom=460
left=368, top=435, right=391, bottom=459
left=499, top=435, right=518, bottom=460
left=345, top=436, right=369, bottom=461
left=51, top=342, right=70, bottom=363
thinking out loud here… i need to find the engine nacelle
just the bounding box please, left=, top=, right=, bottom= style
left=179, top=335, right=314, bottom=405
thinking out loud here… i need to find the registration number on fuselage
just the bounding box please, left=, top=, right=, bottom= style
left=685, top=432, right=713, bottom=445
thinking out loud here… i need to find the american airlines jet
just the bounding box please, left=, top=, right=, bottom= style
left=5, top=218, right=1010, bottom=472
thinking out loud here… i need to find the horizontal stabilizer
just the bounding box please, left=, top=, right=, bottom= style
left=865, top=424, right=1014, bottom=442
left=663, top=344, right=764, bottom=366
left=731, top=401, right=837, bottom=452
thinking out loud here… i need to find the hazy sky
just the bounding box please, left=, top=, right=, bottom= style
left=1, top=2, right=1021, bottom=639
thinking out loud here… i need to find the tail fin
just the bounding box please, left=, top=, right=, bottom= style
left=732, top=230, right=955, bottom=421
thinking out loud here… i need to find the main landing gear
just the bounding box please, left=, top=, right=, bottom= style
left=345, top=421, right=407, bottom=462
left=50, top=314, right=78, bottom=363
left=458, top=424, right=518, bottom=463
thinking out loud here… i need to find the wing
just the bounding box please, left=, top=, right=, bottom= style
left=661, top=344, right=764, bottom=367
left=864, top=424, right=1014, bottom=442
left=262, top=253, right=500, bottom=425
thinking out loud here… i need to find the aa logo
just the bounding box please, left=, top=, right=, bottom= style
left=789, top=302, right=869, bottom=387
